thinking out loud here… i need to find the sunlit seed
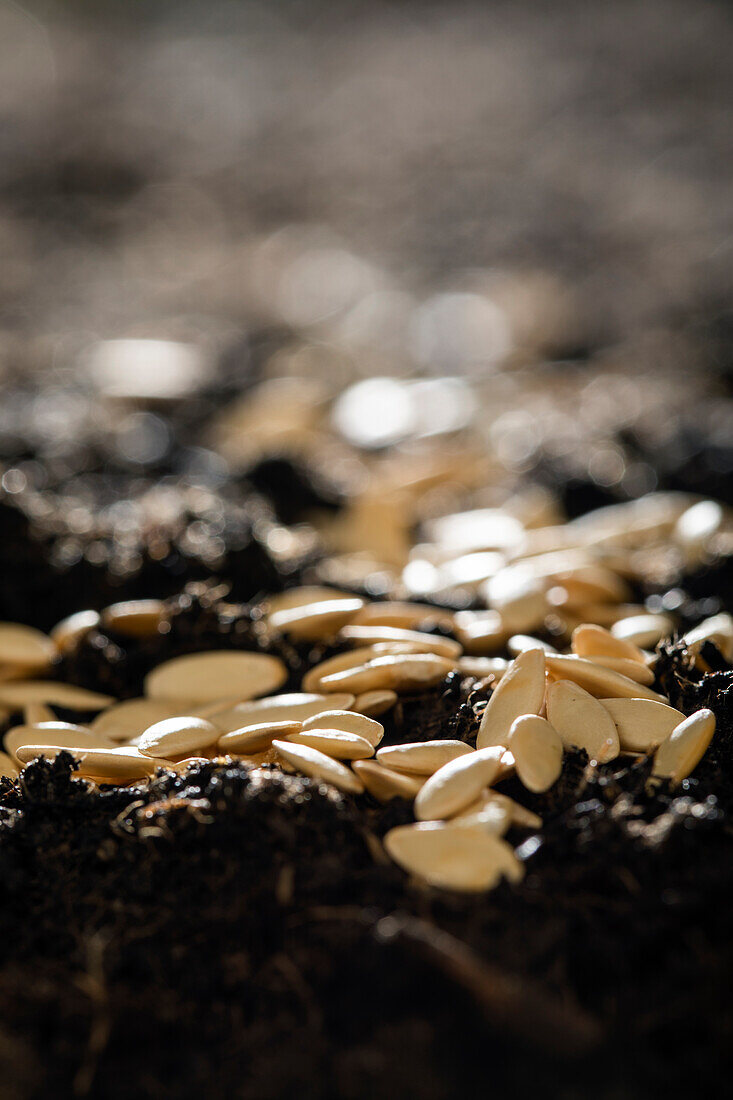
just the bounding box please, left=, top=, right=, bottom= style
left=319, top=653, right=456, bottom=694
left=24, top=703, right=56, bottom=725
left=683, top=613, right=733, bottom=663
left=101, top=599, right=167, bottom=638
left=0, top=681, right=114, bottom=710
left=0, top=623, right=55, bottom=673
left=507, top=714, right=563, bottom=793
left=50, top=610, right=101, bottom=656
left=91, top=698, right=197, bottom=743
left=476, top=649, right=546, bottom=749
left=384, top=822, right=524, bottom=892
left=414, top=747, right=507, bottom=821
left=583, top=656, right=654, bottom=685
left=544, top=654, right=665, bottom=702
left=351, top=760, right=424, bottom=801
left=610, top=613, right=674, bottom=648
left=0, top=751, right=19, bottom=779
left=546, top=680, right=620, bottom=762
left=352, top=601, right=455, bottom=630
left=16, top=745, right=162, bottom=781
left=352, top=690, right=397, bottom=718
left=652, top=708, right=716, bottom=784
left=268, top=597, right=365, bottom=641
left=507, top=635, right=557, bottom=657
left=218, top=720, right=303, bottom=754
left=599, top=697, right=688, bottom=752
left=571, top=622, right=647, bottom=663
left=145, top=651, right=287, bottom=704
left=376, top=740, right=473, bottom=775
left=285, top=729, right=374, bottom=760
left=302, top=709, right=384, bottom=747
left=209, top=692, right=355, bottom=734
left=4, top=721, right=115, bottom=764
left=272, top=739, right=364, bottom=795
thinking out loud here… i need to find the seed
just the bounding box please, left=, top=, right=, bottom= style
left=209, top=692, right=355, bottom=734
left=452, top=610, right=506, bottom=654
left=0, top=751, right=19, bottom=779
left=302, top=647, right=387, bottom=692
left=302, top=709, right=384, bottom=747
left=16, top=745, right=161, bottom=781
left=610, top=613, right=674, bottom=648
left=414, top=746, right=507, bottom=821
left=476, top=649, right=546, bottom=749
left=376, top=740, right=473, bottom=775
left=318, top=653, right=456, bottom=694
left=507, top=715, right=563, bottom=793
left=264, top=586, right=354, bottom=614
left=218, top=720, right=303, bottom=753
left=546, top=680, right=620, bottom=761
left=339, top=625, right=462, bottom=659
left=571, top=622, right=647, bottom=663
left=351, top=760, right=425, bottom=801
left=583, top=656, right=654, bottom=685
left=544, top=564, right=630, bottom=605
left=267, top=597, right=365, bottom=641
left=0, top=681, right=114, bottom=710
left=0, top=623, right=55, bottom=673
left=383, top=822, right=524, bottom=892
left=675, top=500, right=723, bottom=547
left=7, top=722, right=115, bottom=763
left=447, top=793, right=511, bottom=835
left=352, top=601, right=455, bottom=630
left=507, top=635, right=557, bottom=657
left=24, top=703, right=56, bottom=725
left=544, top=655, right=665, bottom=702
left=457, top=656, right=509, bottom=681
left=145, top=651, right=287, bottom=704
left=598, top=698, right=687, bottom=752
left=352, top=690, right=397, bottom=717
left=424, top=508, right=525, bottom=555
left=91, top=698, right=197, bottom=742
left=101, top=599, right=167, bottom=638
left=271, top=740, right=364, bottom=795
left=653, top=708, right=716, bottom=784
left=285, top=729, right=374, bottom=760
left=683, top=613, right=733, bottom=662
left=137, top=716, right=218, bottom=759
left=50, top=610, right=101, bottom=655
left=483, top=566, right=549, bottom=633
left=465, top=790, right=542, bottom=830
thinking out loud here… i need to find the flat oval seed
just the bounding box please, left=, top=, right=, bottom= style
left=598, top=698, right=687, bottom=752
left=450, top=790, right=542, bottom=830
left=415, top=747, right=506, bottom=821
left=145, top=651, right=287, bottom=704
left=0, top=681, right=114, bottom=710
left=50, top=610, right=101, bottom=655
left=476, top=649, right=546, bottom=749
left=384, top=822, right=524, bottom=892
left=546, top=680, right=620, bottom=762
left=339, top=625, right=462, bottom=659
left=653, top=709, right=716, bottom=784
left=584, top=656, right=654, bottom=685
left=683, top=613, right=733, bottom=662
left=218, top=720, right=303, bottom=754
left=24, top=703, right=56, bottom=725
left=0, top=751, right=19, bottom=779
left=544, top=655, right=665, bottom=701
left=453, top=611, right=507, bottom=655
left=376, top=740, right=473, bottom=776
left=675, top=500, right=723, bottom=547
left=264, top=587, right=354, bottom=614
left=448, top=796, right=511, bottom=835
left=0, top=623, right=55, bottom=672
left=209, top=692, right=355, bottom=734
left=319, top=653, right=455, bottom=694
left=352, top=690, right=397, bottom=717
left=302, top=709, right=384, bottom=747
left=352, top=760, right=425, bottom=801
left=5, top=722, right=115, bottom=764
left=267, top=598, right=365, bottom=641
left=272, top=740, right=364, bottom=795
left=91, top=698, right=196, bottom=742
left=101, top=599, right=167, bottom=638
left=507, top=635, right=557, bottom=657
left=302, top=647, right=388, bottom=692
left=16, top=745, right=160, bottom=781
left=285, top=729, right=374, bottom=760
left=611, top=613, right=674, bottom=648
left=352, top=601, right=455, bottom=630
left=571, top=623, right=647, bottom=663
left=138, top=716, right=218, bottom=758
left=507, top=715, right=563, bottom=793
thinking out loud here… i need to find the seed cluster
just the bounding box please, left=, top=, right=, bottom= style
left=1, top=488, right=730, bottom=893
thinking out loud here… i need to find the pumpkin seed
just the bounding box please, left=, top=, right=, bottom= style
left=302, top=647, right=388, bottom=692
left=507, top=635, right=557, bottom=657
left=24, top=703, right=56, bottom=725
left=339, top=625, right=461, bottom=659
left=445, top=793, right=511, bottom=835
left=218, top=720, right=303, bottom=754
left=351, top=760, right=424, bottom=801
left=16, top=745, right=161, bottom=781
left=285, top=729, right=374, bottom=760
left=376, top=740, right=473, bottom=775
left=209, top=692, right=355, bottom=734
left=264, top=586, right=354, bottom=614
left=0, top=751, right=19, bottom=779
left=683, top=613, right=733, bottom=662
left=301, top=709, right=384, bottom=747
left=0, top=623, right=55, bottom=673
left=571, top=622, right=647, bottom=663
left=318, top=653, right=455, bottom=694
left=271, top=739, right=364, bottom=794
left=544, top=654, right=665, bottom=701
left=352, top=601, right=455, bottom=630
left=546, top=680, right=620, bottom=761
left=352, top=689, right=397, bottom=717
left=91, top=698, right=196, bottom=742
left=414, top=746, right=507, bottom=821
left=584, top=656, right=654, bottom=685
left=652, top=708, right=716, bottom=784
left=138, top=716, right=218, bottom=758
left=610, top=613, right=673, bottom=648
left=452, top=610, right=506, bottom=654
left=507, top=714, right=563, bottom=793
left=268, top=597, right=365, bottom=641
left=598, top=698, right=687, bottom=752
left=50, top=610, right=101, bottom=655
left=457, top=656, right=509, bottom=681
left=0, top=681, right=114, bottom=710
left=101, top=599, right=167, bottom=638
left=384, top=822, right=524, bottom=892
left=145, top=651, right=287, bottom=704
left=5, top=721, right=115, bottom=764
left=476, top=648, right=546, bottom=749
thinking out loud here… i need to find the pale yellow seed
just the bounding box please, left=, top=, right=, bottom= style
left=476, top=649, right=546, bottom=749
left=452, top=610, right=507, bottom=655
left=4, top=722, right=115, bottom=764
left=302, top=647, right=388, bottom=692
left=0, top=622, right=55, bottom=672
left=264, top=587, right=354, bottom=614
left=507, top=635, right=557, bottom=657
left=384, top=822, right=524, bottom=893
left=444, top=793, right=511, bottom=835
left=267, top=598, right=365, bottom=641
left=218, top=720, right=303, bottom=754
left=302, top=709, right=384, bottom=747
left=91, top=698, right=197, bottom=742
left=544, top=654, right=665, bottom=702
left=145, top=651, right=287, bottom=704
left=24, top=703, right=56, bottom=725
left=272, top=739, right=364, bottom=795
left=652, top=709, right=716, bottom=784
left=451, top=790, right=542, bottom=830
left=610, top=613, right=674, bottom=648
left=571, top=623, right=647, bottom=663
left=507, top=714, right=563, bottom=793
left=583, top=656, right=654, bottom=685
left=318, top=653, right=455, bottom=695
left=546, top=680, right=620, bottom=762
left=101, top=599, right=167, bottom=638
left=50, top=610, right=101, bottom=655
left=352, top=601, right=455, bottom=630
left=285, top=729, right=374, bottom=760
left=598, top=698, right=687, bottom=752
left=683, top=613, right=733, bottom=663
left=457, top=656, right=509, bottom=681
left=0, top=681, right=114, bottom=710
left=209, top=693, right=355, bottom=735
left=137, top=716, right=218, bottom=759
left=351, top=760, right=424, bottom=801
left=376, top=740, right=473, bottom=776
left=16, top=745, right=161, bottom=781
left=414, top=746, right=507, bottom=821
left=339, top=625, right=462, bottom=659
left=352, top=690, right=397, bottom=718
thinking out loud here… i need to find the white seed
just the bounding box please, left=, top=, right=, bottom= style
left=352, top=690, right=397, bottom=717
left=302, top=646, right=388, bottom=692
left=302, top=709, right=384, bottom=747
left=452, top=610, right=507, bottom=654
left=6, top=722, right=115, bottom=764
left=546, top=680, right=620, bottom=762
left=352, top=602, right=455, bottom=630
left=455, top=790, right=542, bottom=830
left=91, top=698, right=197, bottom=742
left=318, top=653, right=456, bottom=694
left=268, top=597, right=365, bottom=641
left=476, top=649, right=546, bottom=749
left=674, top=500, right=723, bottom=547
left=598, top=698, right=687, bottom=752
left=611, top=614, right=674, bottom=648
left=571, top=622, right=648, bottom=663
left=0, top=623, right=55, bottom=673
left=683, top=613, right=733, bottom=662
left=285, top=729, right=374, bottom=760
left=653, top=708, right=716, bottom=784
left=339, top=624, right=462, bottom=659
left=16, top=745, right=162, bottom=781
left=457, top=656, right=509, bottom=681
left=209, top=692, right=355, bottom=734
left=0, top=681, right=114, bottom=710
left=424, top=508, right=525, bottom=555
left=137, top=716, right=218, bottom=759
left=544, top=654, right=665, bottom=701
left=384, top=822, right=524, bottom=892
left=414, top=746, right=507, bottom=821
left=543, top=564, right=630, bottom=605
left=271, top=739, right=364, bottom=795
left=376, top=740, right=473, bottom=775
left=507, top=635, right=557, bottom=657
left=50, top=610, right=101, bottom=655
left=101, top=599, right=167, bottom=638
left=352, top=760, right=424, bottom=801
left=584, top=656, right=655, bottom=685
left=507, top=715, right=563, bottom=793
left=446, top=793, right=511, bottom=835
left=145, top=651, right=287, bottom=704
left=0, top=751, right=19, bottom=779
left=218, top=720, right=303, bottom=754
